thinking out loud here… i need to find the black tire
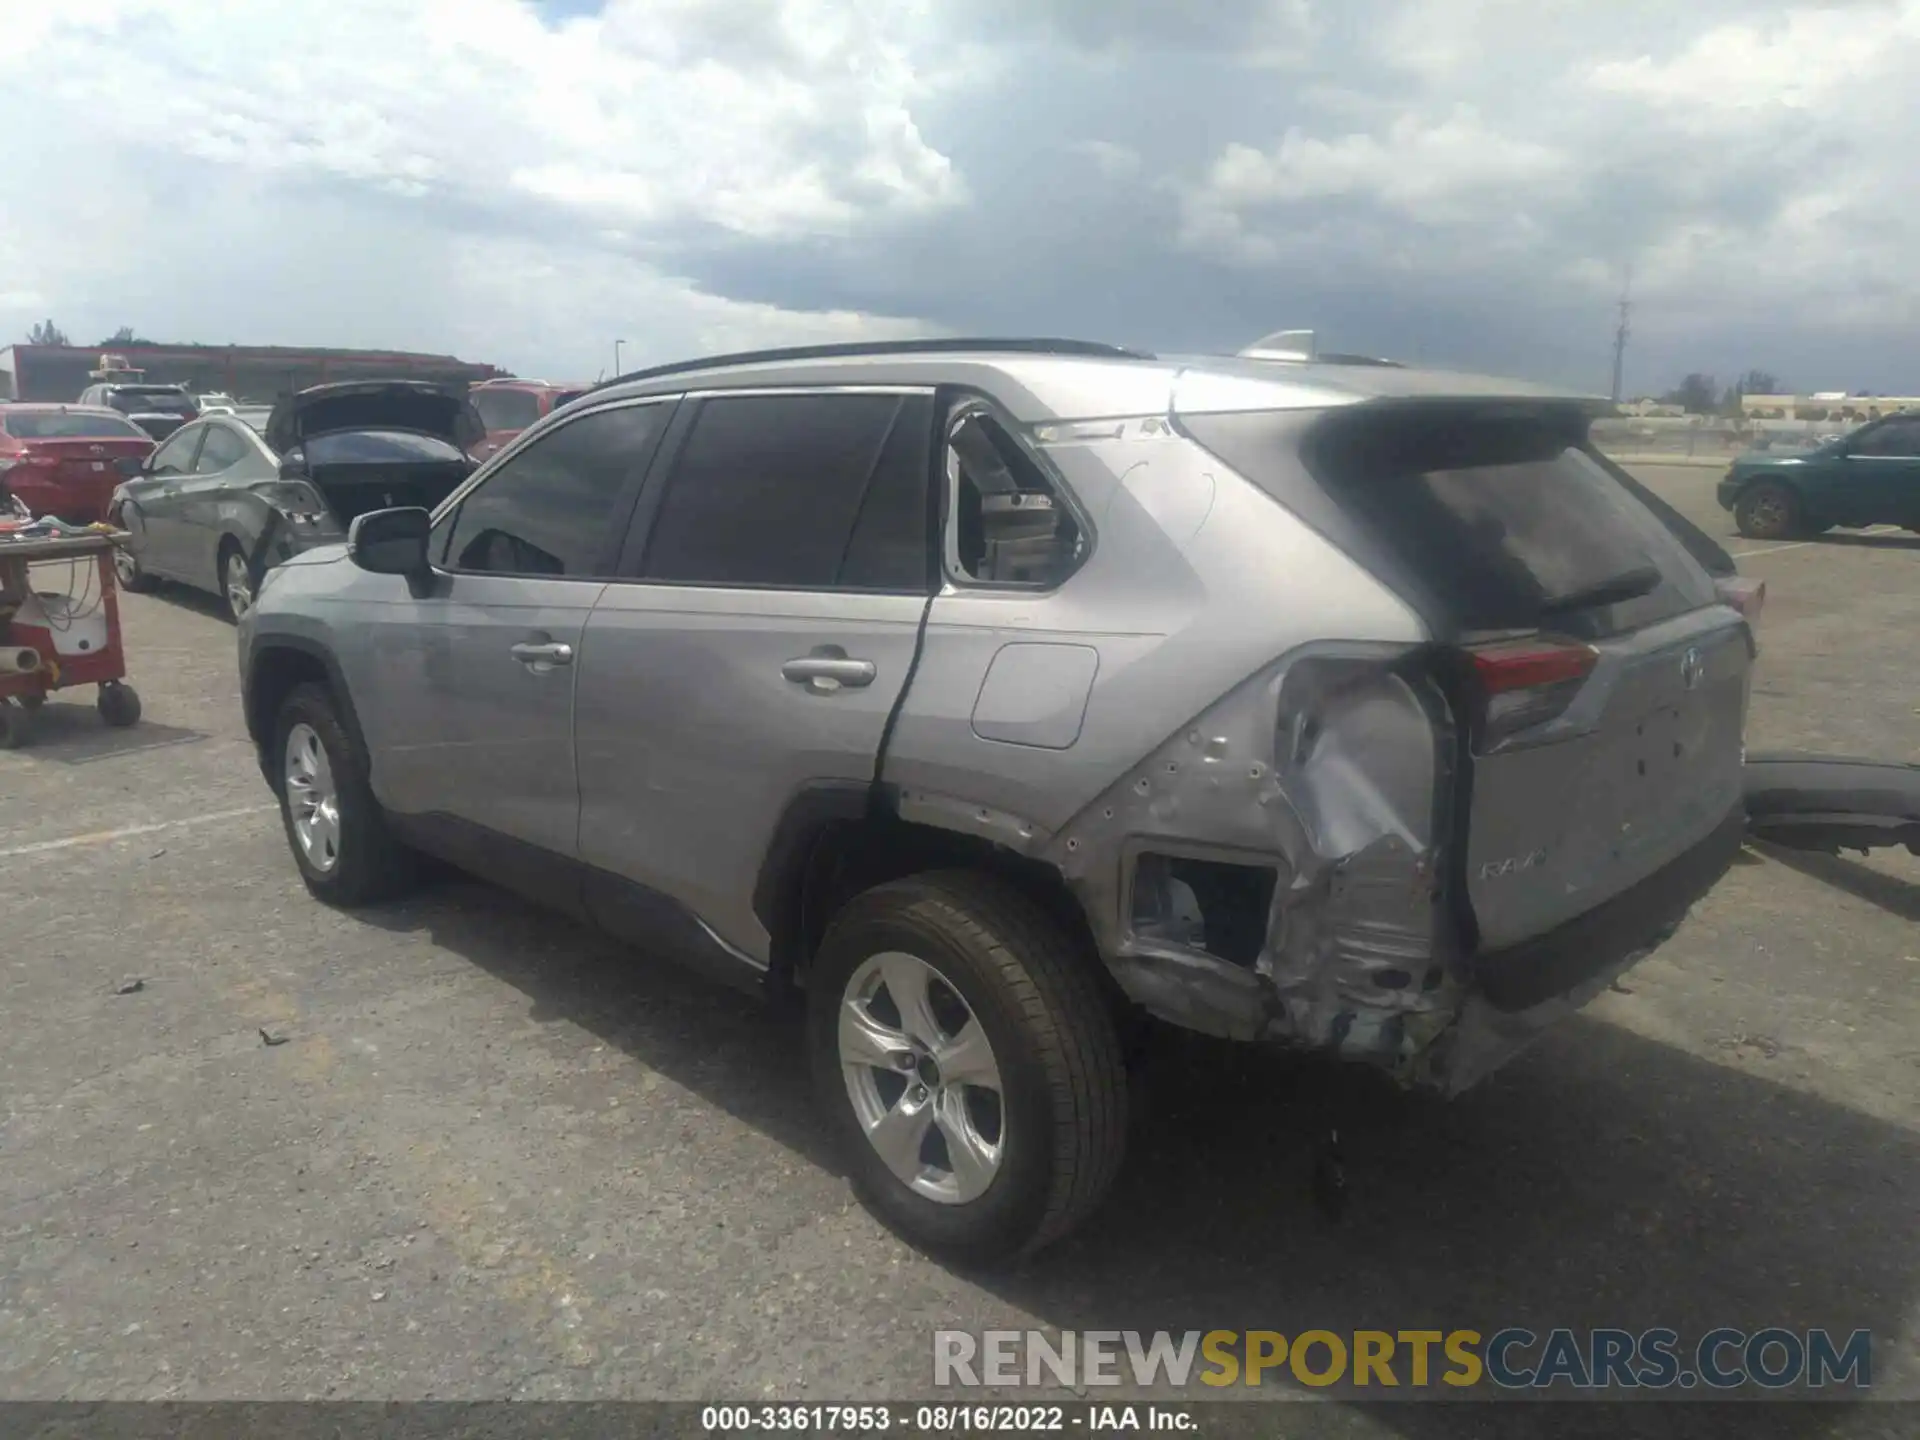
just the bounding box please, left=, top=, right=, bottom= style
left=0, top=699, right=32, bottom=749
left=1733, top=482, right=1803, bottom=540
left=272, top=681, right=417, bottom=905
left=807, top=870, right=1129, bottom=1264
left=111, top=512, right=159, bottom=593
left=97, top=681, right=141, bottom=728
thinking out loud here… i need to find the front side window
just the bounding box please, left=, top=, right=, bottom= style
left=637, top=391, right=934, bottom=592
left=442, top=402, right=665, bottom=577
left=149, top=425, right=204, bottom=475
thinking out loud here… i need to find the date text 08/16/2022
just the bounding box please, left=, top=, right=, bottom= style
left=701, top=1405, right=1194, bottom=1432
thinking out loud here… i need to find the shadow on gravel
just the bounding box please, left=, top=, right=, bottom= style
left=4, top=702, right=206, bottom=764
left=1753, top=842, right=1920, bottom=922
left=356, top=879, right=1916, bottom=1435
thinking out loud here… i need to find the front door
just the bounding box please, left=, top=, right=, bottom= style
left=127, top=423, right=206, bottom=578
left=179, top=420, right=271, bottom=592
left=1842, top=416, right=1920, bottom=526
left=575, top=388, right=940, bottom=965
left=350, top=397, right=672, bottom=898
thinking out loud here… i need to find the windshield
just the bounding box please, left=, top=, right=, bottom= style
left=107, top=387, right=195, bottom=415
left=471, top=388, right=542, bottom=431
left=2, top=409, right=149, bottom=440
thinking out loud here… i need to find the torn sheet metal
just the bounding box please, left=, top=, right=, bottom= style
left=1043, top=643, right=1486, bottom=1085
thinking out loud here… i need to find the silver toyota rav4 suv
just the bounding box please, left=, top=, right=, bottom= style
left=238, top=336, right=1754, bottom=1262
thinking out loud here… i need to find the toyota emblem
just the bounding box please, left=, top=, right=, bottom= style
left=88, top=444, right=104, bottom=455
left=1680, top=646, right=1704, bottom=690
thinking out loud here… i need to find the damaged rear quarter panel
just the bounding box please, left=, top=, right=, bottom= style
left=881, top=431, right=1459, bottom=1062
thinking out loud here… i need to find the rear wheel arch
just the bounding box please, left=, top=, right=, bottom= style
left=756, top=791, right=1113, bottom=1006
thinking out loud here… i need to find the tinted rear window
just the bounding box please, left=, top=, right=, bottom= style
left=304, top=430, right=467, bottom=465
left=471, top=388, right=542, bottom=431
left=2, top=410, right=147, bottom=439
left=107, top=388, right=194, bottom=414
left=1185, top=404, right=1716, bottom=637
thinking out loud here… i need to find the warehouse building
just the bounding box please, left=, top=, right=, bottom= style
left=0, top=342, right=506, bottom=403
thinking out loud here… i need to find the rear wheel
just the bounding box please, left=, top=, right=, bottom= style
left=1733, top=482, right=1803, bottom=540
left=807, top=870, right=1129, bottom=1264
left=273, top=682, right=417, bottom=905
left=220, top=541, right=254, bottom=621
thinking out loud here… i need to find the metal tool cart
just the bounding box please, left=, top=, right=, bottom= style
left=0, top=530, right=143, bottom=748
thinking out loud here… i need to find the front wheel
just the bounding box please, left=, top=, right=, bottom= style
left=97, top=681, right=141, bottom=728
left=1733, top=482, right=1804, bottom=540
left=273, top=682, right=417, bottom=905
left=807, top=870, right=1129, bottom=1264
left=111, top=516, right=158, bottom=593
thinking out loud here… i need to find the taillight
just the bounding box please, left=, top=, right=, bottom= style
left=1463, top=637, right=1598, bottom=749
left=0, top=452, right=57, bottom=473
left=1715, top=575, right=1765, bottom=628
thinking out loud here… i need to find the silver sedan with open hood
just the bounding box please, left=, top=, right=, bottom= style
left=110, top=380, right=482, bottom=620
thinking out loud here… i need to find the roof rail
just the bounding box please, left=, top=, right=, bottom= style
left=1237, top=329, right=1404, bottom=368
left=585, top=337, right=1154, bottom=395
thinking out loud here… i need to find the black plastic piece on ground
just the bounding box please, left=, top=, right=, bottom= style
left=1743, top=753, right=1920, bottom=856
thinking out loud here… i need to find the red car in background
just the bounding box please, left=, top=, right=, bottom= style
left=0, top=405, right=154, bottom=524
left=466, top=378, right=589, bottom=460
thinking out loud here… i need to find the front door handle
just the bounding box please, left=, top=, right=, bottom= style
left=782, top=651, right=876, bottom=694
left=510, top=641, right=574, bottom=670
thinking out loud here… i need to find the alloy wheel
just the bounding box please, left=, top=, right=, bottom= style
left=838, top=950, right=1006, bottom=1204
left=283, top=721, right=340, bottom=873
left=225, top=551, right=253, bottom=618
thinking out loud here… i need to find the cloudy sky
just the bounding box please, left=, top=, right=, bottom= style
left=2, top=0, right=1916, bottom=395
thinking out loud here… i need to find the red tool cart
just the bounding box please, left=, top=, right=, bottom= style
left=0, top=531, right=143, bottom=749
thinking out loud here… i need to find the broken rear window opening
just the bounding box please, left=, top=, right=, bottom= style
left=1184, top=404, right=1717, bottom=639
left=946, top=407, right=1085, bottom=586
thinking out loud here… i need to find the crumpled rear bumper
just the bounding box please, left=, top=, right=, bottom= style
left=1742, top=752, right=1920, bottom=857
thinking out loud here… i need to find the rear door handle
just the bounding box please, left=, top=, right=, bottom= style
left=782, top=654, right=876, bottom=693
left=510, top=641, right=574, bottom=669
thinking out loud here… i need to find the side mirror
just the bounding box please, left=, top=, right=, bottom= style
left=278, top=450, right=308, bottom=480
left=348, top=506, right=433, bottom=578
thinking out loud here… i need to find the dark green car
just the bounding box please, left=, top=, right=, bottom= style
left=1717, top=413, right=1920, bottom=539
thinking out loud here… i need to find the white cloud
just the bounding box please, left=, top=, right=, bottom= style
left=1175, top=0, right=1920, bottom=375
left=0, top=0, right=954, bottom=376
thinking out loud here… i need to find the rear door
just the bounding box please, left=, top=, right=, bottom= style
left=575, top=387, right=938, bottom=964
left=1184, top=402, right=1752, bottom=952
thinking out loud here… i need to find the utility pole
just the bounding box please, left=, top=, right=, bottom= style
left=613, top=338, right=626, bottom=376
left=1609, top=267, right=1633, bottom=405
